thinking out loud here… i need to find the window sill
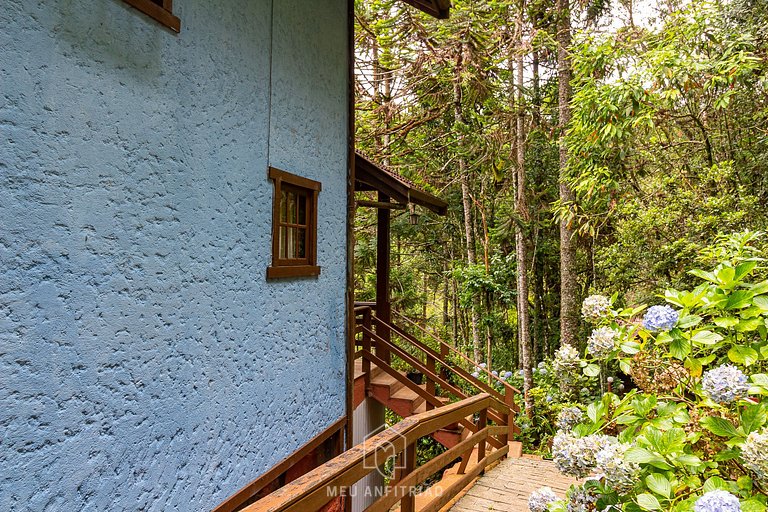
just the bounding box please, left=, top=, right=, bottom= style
left=267, top=265, right=321, bottom=279
left=123, top=0, right=181, bottom=32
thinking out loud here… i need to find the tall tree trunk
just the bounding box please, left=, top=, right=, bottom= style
left=514, top=2, right=534, bottom=412
left=454, top=45, right=482, bottom=363
left=557, top=0, right=579, bottom=347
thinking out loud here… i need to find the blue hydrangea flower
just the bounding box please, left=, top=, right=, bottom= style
left=642, top=305, right=679, bottom=332
left=471, top=371, right=480, bottom=378
left=694, top=490, right=741, bottom=512
left=702, top=364, right=749, bottom=404
left=504, top=371, right=513, bottom=378
left=492, top=370, right=498, bottom=376
left=528, top=487, right=558, bottom=512
left=539, top=368, right=548, bottom=376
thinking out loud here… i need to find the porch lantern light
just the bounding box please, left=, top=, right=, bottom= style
left=409, top=203, right=419, bottom=225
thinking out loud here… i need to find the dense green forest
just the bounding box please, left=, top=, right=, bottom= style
left=353, top=0, right=768, bottom=406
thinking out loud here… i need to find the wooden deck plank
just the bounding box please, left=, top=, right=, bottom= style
left=445, top=456, right=578, bottom=512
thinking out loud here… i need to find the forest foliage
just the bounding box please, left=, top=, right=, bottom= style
left=353, top=0, right=768, bottom=375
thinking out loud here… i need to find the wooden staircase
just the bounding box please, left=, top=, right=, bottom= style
left=354, top=360, right=462, bottom=448
left=353, top=305, right=521, bottom=454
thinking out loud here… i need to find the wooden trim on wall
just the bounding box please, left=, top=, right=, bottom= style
left=122, top=0, right=181, bottom=32
left=212, top=417, right=347, bottom=512
left=266, top=265, right=321, bottom=279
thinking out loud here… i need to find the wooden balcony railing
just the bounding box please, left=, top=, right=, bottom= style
left=240, top=393, right=509, bottom=512
left=353, top=304, right=520, bottom=444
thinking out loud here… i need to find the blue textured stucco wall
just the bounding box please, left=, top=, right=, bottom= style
left=0, top=1, right=348, bottom=510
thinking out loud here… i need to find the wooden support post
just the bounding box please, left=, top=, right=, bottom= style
left=504, top=386, right=515, bottom=446
left=376, top=192, right=391, bottom=364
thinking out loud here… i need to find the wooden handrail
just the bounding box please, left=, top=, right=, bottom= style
left=241, top=394, right=505, bottom=512
left=393, top=310, right=521, bottom=395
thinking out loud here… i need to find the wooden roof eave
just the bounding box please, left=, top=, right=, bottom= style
left=401, top=0, right=451, bottom=19
left=354, top=153, right=448, bottom=216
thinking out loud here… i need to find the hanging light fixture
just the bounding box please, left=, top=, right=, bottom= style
left=409, top=203, right=419, bottom=225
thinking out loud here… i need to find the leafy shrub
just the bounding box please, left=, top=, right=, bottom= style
left=534, top=234, right=768, bottom=511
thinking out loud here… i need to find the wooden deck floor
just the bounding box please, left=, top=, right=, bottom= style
left=446, top=456, right=578, bottom=512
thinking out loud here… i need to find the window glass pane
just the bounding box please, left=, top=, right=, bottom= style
left=280, top=190, right=287, bottom=222
left=297, top=228, right=306, bottom=258
left=279, top=226, right=286, bottom=259
left=286, top=227, right=296, bottom=259
left=298, top=194, right=307, bottom=225
left=287, top=191, right=296, bottom=224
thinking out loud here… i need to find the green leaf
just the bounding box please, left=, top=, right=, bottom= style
left=736, top=318, right=763, bottom=332
left=727, top=290, right=755, bottom=309
left=703, top=476, right=730, bottom=493
left=625, top=447, right=658, bottom=464
left=692, top=330, right=723, bottom=345
left=741, top=498, right=767, bottom=512
left=716, top=265, right=737, bottom=287
left=637, top=493, right=661, bottom=511
left=754, top=295, right=768, bottom=311
left=670, top=338, right=691, bottom=359
left=728, top=345, right=759, bottom=366
left=741, top=403, right=767, bottom=433
left=676, top=453, right=703, bottom=466
left=700, top=416, right=739, bottom=438
left=689, top=269, right=718, bottom=284
left=750, top=281, right=768, bottom=295
left=646, top=473, right=672, bottom=498
left=584, top=363, right=601, bottom=377
left=714, top=316, right=740, bottom=328
left=621, top=341, right=642, bottom=354
left=734, top=261, right=759, bottom=281
left=677, top=315, right=703, bottom=329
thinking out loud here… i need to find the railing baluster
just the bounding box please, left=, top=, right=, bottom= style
left=362, top=307, right=372, bottom=394
left=426, top=353, right=436, bottom=410
left=477, top=408, right=487, bottom=475
left=400, top=442, right=416, bottom=512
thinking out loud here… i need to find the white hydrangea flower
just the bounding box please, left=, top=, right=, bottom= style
left=582, top=295, right=611, bottom=322
left=552, top=431, right=615, bottom=478
left=554, top=345, right=581, bottom=374
left=694, top=490, right=741, bottom=512
left=556, top=407, right=584, bottom=432
left=742, top=428, right=768, bottom=484
left=587, top=327, right=618, bottom=358
left=529, top=486, right=558, bottom=512
left=701, top=364, right=749, bottom=404
left=595, top=442, right=640, bottom=492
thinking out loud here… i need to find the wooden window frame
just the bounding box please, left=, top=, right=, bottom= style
left=267, top=167, right=321, bottom=279
left=122, top=0, right=181, bottom=33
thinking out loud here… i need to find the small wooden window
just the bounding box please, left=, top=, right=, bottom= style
left=123, top=0, right=180, bottom=33
left=267, top=168, right=321, bottom=279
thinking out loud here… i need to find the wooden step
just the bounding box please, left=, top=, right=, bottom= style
left=390, top=387, right=426, bottom=415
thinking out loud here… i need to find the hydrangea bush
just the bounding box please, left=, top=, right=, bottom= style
left=533, top=243, right=768, bottom=512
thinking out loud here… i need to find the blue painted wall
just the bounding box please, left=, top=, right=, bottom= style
left=0, top=0, right=348, bottom=510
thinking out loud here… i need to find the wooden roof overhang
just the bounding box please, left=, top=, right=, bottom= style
left=354, top=152, right=448, bottom=216
left=401, top=0, right=451, bottom=19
